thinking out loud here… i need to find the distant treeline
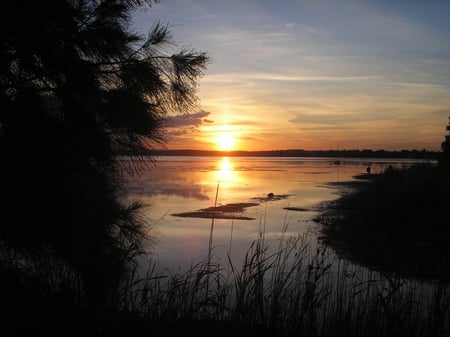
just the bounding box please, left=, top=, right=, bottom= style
left=143, top=148, right=440, bottom=159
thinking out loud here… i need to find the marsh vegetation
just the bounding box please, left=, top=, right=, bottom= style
left=111, top=158, right=450, bottom=336
left=317, top=164, right=450, bottom=283
left=109, top=228, right=450, bottom=337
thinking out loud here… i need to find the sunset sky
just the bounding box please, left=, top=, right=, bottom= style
left=133, top=0, right=450, bottom=151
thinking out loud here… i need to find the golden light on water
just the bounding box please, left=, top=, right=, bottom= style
left=217, top=157, right=234, bottom=181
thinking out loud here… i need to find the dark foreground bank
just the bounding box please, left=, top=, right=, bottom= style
left=317, top=163, right=450, bottom=283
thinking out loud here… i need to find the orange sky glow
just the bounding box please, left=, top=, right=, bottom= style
left=135, top=1, right=450, bottom=152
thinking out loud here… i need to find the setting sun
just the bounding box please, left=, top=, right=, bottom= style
left=216, top=133, right=235, bottom=151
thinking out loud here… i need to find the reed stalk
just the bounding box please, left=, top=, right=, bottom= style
left=206, top=181, right=220, bottom=301
left=117, top=209, right=450, bottom=337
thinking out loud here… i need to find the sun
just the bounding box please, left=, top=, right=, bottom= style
left=216, top=133, right=235, bottom=151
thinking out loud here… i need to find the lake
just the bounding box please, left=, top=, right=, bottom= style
left=121, top=156, right=426, bottom=273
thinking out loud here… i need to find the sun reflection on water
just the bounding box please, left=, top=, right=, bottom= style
left=217, top=157, right=234, bottom=183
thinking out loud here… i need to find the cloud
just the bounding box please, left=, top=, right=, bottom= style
left=431, top=108, right=450, bottom=117
left=288, top=112, right=388, bottom=126
left=136, top=0, right=450, bottom=151
left=203, top=73, right=381, bottom=85
left=162, top=111, right=212, bottom=128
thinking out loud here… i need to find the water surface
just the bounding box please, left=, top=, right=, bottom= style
left=122, top=156, right=422, bottom=272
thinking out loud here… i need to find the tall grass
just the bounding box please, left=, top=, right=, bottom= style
left=318, top=163, right=450, bottom=282
left=117, top=219, right=450, bottom=337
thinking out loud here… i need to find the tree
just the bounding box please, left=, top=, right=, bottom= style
left=440, top=116, right=450, bottom=169
left=0, top=0, right=208, bottom=312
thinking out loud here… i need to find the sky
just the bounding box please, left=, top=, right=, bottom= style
left=133, top=0, right=450, bottom=151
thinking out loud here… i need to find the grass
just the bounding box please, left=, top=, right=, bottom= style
left=114, top=223, right=450, bottom=337
left=317, top=163, right=450, bottom=283
left=3, top=227, right=450, bottom=337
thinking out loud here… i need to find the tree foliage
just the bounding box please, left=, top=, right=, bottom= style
left=441, top=116, right=450, bottom=169
left=0, top=0, right=208, bottom=307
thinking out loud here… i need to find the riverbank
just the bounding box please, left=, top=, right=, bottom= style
left=316, top=164, right=450, bottom=283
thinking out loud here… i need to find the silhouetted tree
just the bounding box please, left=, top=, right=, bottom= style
left=0, top=0, right=208, bottom=317
left=440, top=116, right=450, bottom=169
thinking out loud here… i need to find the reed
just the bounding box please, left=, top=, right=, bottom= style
left=318, top=163, right=450, bottom=282
left=117, top=221, right=450, bottom=337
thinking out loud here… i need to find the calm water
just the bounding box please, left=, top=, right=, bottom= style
left=122, top=156, right=424, bottom=272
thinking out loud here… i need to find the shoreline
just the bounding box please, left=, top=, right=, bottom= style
left=124, top=148, right=440, bottom=160
left=316, top=165, right=450, bottom=283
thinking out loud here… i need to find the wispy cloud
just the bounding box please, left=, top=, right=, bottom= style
left=203, top=73, right=382, bottom=84
left=135, top=0, right=450, bottom=151
left=162, top=111, right=212, bottom=128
